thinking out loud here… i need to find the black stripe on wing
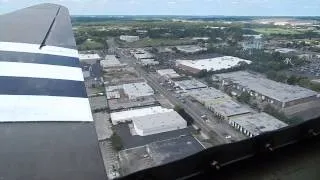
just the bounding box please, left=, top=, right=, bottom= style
left=0, top=51, right=80, bottom=67
left=0, top=76, right=87, bottom=98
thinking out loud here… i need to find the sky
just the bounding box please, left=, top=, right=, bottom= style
left=0, top=0, right=320, bottom=16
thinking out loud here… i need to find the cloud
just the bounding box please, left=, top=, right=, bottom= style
left=168, top=1, right=177, bottom=4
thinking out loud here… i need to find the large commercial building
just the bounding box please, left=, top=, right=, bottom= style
left=123, top=82, right=154, bottom=100
left=140, top=59, right=159, bottom=66
left=132, top=49, right=154, bottom=60
left=120, top=35, right=139, bottom=42
left=100, top=55, right=126, bottom=69
left=132, top=111, right=187, bottom=136
left=176, top=56, right=251, bottom=74
left=175, top=45, right=207, bottom=54
left=79, top=53, right=101, bottom=64
left=229, top=113, right=288, bottom=137
left=215, top=71, right=318, bottom=108
left=157, top=69, right=180, bottom=79
left=188, top=88, right=251, bottom=120
left=110, top=106, right=173, bottom=125
left=174, top=79, right=208, bottom=91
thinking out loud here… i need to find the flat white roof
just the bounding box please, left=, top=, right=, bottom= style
left=206, top=97, right=251, bottom=117
left=192, top=37, right=210, bottom=40
left=188, top=87, right=230, bottom=101
left=140, top=59, right=159, bottom=65
left=275, top=48, right=297, bottom=53
left=176, top=45, right=207, bottom=53
left=132, top=111, right=186, bottom=131
left=79, top=53, right=101, bottom=61
left=175, top=79, right=207, bottom=90
left=123, top=82, right=154, bottom=98
left=106, top=85, right=123, bottom=92
left=176, top=56, right=251, bottom=71
left=110, top=106, right=173, bottom=124
left=230, top=112, right=288, bottom=136
left=157, top=69, right=180, bottom=78
left=106, top=91, right=120, bottom=100
left=134, top=53, right=154, bottom=60
left=215, top=71, right=317, bottom=103
left=100, top=55, right=126, bottom=68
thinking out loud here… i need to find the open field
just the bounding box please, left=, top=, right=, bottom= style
left=253, top=28, right=307, bottom=35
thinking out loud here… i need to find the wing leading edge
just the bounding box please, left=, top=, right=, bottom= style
left=0, top=3, right=106, bottom=180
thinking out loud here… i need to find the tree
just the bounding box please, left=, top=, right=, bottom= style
left=174, top=105, right=183, bottom=113
left=263, top=104, right=288, bottom=122
left=110, top=133, right=123, bottom=151
left=287, top=75, right=298, bottom=85
left=237, top=91, right=251, bottom=104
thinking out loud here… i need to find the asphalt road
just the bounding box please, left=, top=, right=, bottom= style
left=110, top=41, right=235, bottom=145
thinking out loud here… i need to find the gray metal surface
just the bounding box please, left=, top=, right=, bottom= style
left=0, top=4, right=106, bottom=180
left=0, top=122, right=106, bottom=180
left=0, top=3, right=76, bottom=49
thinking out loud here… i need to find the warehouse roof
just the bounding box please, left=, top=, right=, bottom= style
left=207, top=97, right=251, bottom=117
left=140, top=59, right=159, bottom=66
left=132, top=111, right=186, bottom=132
left=133, top=50, right=154, bottom=59
left=110, top=106, right=173, bottom=124
left=187, top=87, right=229, bottom=101
left=106, top=91, right=120, bottom=100
left=230, top=112, right=288, bottom=136
left=176, top=56, right=251, bottom=71
left=100, top=55, right=126, bottom=68
left=175, top=79, right=207, bottom=90
left=123, top=82, right=154, bottom=98
left=157, top=69, right=180, bottom=78
left=176, top=45, right=207, bottom=53
left=79, top=53, right=101, bottom=61
left=215, top=71, right=317, bottom=103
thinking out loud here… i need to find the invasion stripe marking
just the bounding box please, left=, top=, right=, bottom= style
left=0, top=42, right=78, bottom=58
left=0, top=95, right=93, bottom=122
left=0, top=62, right=84, bottom=81
left=0, top=77, right=87, bottom=98
left=0, top=51, right=80, bottom=67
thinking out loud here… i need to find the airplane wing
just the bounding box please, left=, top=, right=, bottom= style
left=0, top=3, right=106, bottom=180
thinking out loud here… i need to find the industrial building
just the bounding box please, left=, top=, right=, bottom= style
left=188, top=88, right=251, bottom=120
left=120, top=35, right=140, bottom=42
left=140, top=59, right=159, bottom=66
left=215, top=71, right=318, bottom=108
left=229, top=113, right=288, bottom=137
left=206, top=98, right=251, bottom=119
left=274, top=48, right=297, bottom=54
left=110, top=106, right=173, bottom=125
left=132, top=49, right=154, bottom=60
left=123, top=82, right=154, bottom=100
left=175, top=45, right=207, bottom=54
left=119, top=135, right=204, bottom=176
left=187, top=87, right=230, bottom=104
left=157, top=69, right=180, bottom=79
left=176, top=56, right=252, bottom=74
left=241, top=34, right=264, bottom=50
left=132, top=111, right=187, bottom=136
left=100, top=55, right=126, bottom=69
left=192, top=37, right=210, bottom=41
left=174, top=79, right=207, bottom=91
left=106, top=91, right=120, bottom=100
left=79, top=53, right=101, bottom=64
